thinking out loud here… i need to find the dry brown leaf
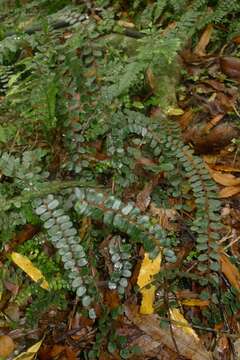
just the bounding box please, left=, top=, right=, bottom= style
left=203, top=155, right=218, bottom=164
left=103, top=289, right=121, bottom=310
left=117, top=20, right=135, bottom=28
left=209, top=171, right=240, bottom=186
left=146, top=67, right=156, bottom=90
left=232, top=35, right=240, bottom=44
left=79, top=217, right=91, bottom=239
left=203, top=114, right=224, bottom=133
left=150, top=204, right=177, bottom=231
left=212, top=165, right=240, bottom=173
left=184, top=123, right=239, bottom=154
left=128, top=334, right=162, bottom=358
left=136, top=183, right=153, bottom=212
left=220, top=56, right=240, bottom=80
left=215, top=335, right=229, bottom=358
left=49, top=345, right=65, bottom=358
left=0, top=335, right=15, bottom=358
left=220, top=252, right=240, bottom=291
left=234, top=338, right=240, bottom=358
left=136, top=176, right=160, bottom=212
left=194, top=24, right=213, bottom=56
left=179, top=109, right=193, bottom=129
left=219, top=186, right=240, bottom=198
left=202, top=79, right=226, bottom=92
left=125, top=305, right=213, bottom=360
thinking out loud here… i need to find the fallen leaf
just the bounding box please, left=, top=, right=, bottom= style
left=179, top=109, right=193, bottom=129
left=136, top=176, right=160, bottom=212
left=203, top=114, right=224, bottom=133
left=184, top=122, right=239, bottom=154
left=3, top=279, right=19, bottom=295
left=128, top=334, right=162, bottom=358
left=4, top=302, right=20, bottom=322
left=165, top=107, right=184, bottom=116
left=150, top=204, right=177, bottom=231
left=136, top=182, right=153, bottom=212
left=135, top=157, right=156, bottom=167
left=13, top=339, right=43, bottom=360
left=220, top=56, right=240, bottom=80
left=220, top=252, right=240, bottom=292
left=49, top=345, right=65, bottom=358
left=117, top=20, right=135, bottom=28
left=125, top=305, right=213, bottom=360
left=215, top=335, right=229, bottom=358
left=140, top=287, right=156, bottom=315
left=104, top=289, right=121, bottom=310
left=11, top=252, right=49, bottom=290
left=203, top=155, right=217, bottom=164
left=146, top=67, right=156, bottom=90
left=170, top=308, right=199, bottom=340
left=181, top=299, right=210, bottom=307
left=219, top=186, right=240, bottom=198
left=208, top=170, right=240, bottom=186
left=212, top=165, right=240, bottom=173
left=65, top=346, right=78, bottom=360
left=202, top=79, right=226, bottom=92
left=194, top=25, right=213, bottom=56
left=234, top=338, right=240, bottom=358
left=137, top=252, right=162, bottom=314
left=0, top=335, right=15, bottom=358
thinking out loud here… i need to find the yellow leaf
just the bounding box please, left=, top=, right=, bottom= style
left=137, top=252, right=162, bottom=315
left=140, top=287, right=155, bottom=314
left=181, top=299, right=209, bottom=307
left=170, top=308, right=199, bottom=341
left=13, top=339, right=43, bottom=360
left=165, top=107, right=184, bottom=116
left=11, top=252, right=49, bottom=290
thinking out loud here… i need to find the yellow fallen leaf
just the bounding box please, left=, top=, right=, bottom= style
left=11, top=252, right=49, bottom=290
left=219, top=185, right=240, bottom=198
left=139, top=287, right=155, bottom=314
left=137, top=252, right=162, bottom=315
left=165, top=107, right=184, bottom=116
left=13, top=339, right=43, bottom=360
left=170, top=308, right=199, bottom=341
left=181, top=299, right=209, bottom=307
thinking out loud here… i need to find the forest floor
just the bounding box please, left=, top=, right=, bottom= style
left=1, top=1, right=240, bottom=360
